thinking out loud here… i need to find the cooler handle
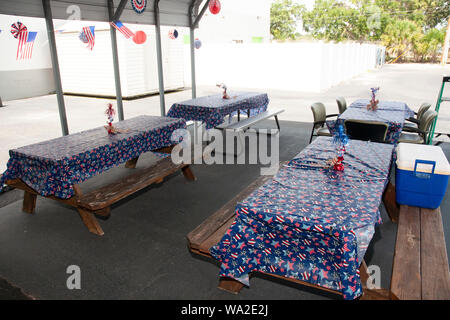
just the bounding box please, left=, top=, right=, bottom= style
left=413, top=159, right=436, bottom=177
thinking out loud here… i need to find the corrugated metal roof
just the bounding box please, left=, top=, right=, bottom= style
left=0, top=0, right=203, bottom=27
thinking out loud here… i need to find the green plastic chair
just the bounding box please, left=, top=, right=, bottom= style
left=398, top=109, right=438, bottom=144
left=403, top=102, right=431, bottom=132
left=344, top=120, right=389, bottom=143
left=309, top=102, right=339, bottom=143
left=336, top=97, right=347, bottom=114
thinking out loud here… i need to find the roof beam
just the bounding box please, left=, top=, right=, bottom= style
left=111, top=0, right=128, bottom=21
left=192, top=0, right=210, bottom=28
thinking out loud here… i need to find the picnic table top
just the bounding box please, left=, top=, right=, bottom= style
left=210, top=136, right=394, bottom=300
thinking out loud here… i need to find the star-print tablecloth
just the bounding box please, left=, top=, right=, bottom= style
left=166, top=92, right=269, bottom=129
left=210, top=137, right=394, bottom=300
left=0, top=115, right=186, bottom=199
left=327, top=100, right=414, bottom=144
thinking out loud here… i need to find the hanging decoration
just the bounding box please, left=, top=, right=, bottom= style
left=216, top=83, right=231, bottom=99
left=80, top=26, right=95, bottom=50
left=194, top=38, right=202, bottom=49
left=16, top=31, right=37, bottom=60
left=110, top=20, right=135, bottom=39
left=131, top=0, right=147, bottom=14
left=10, top=21, right=27, bottom=39
left=367, top=87, right=380, bottom=111
left=326, top=125, right=349, bottom=171
left=209, top=0, right=221, bottom=15
left=168, top=29, right=178, bottom=39
left=132, top=31, right=147, bottom=44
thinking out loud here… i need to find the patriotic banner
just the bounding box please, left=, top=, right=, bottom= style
left=131, top=0, right=147, bottom=14
left=17, top=31, right=37, bottom=60
left=110, top=20, right=135, bottom=39
left=81, top=26, right=95, bottom=50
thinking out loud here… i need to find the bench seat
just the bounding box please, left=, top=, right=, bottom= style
left=390, top=205, right=450, bottom=300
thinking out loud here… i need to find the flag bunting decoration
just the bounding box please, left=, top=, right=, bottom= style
left=131, top=0, right=147, bottom=14
left=81, top=26, right=95, bottom=50
left=110, top=20, right=135, bottom=39
left=17, top=31, right=37, bottom=60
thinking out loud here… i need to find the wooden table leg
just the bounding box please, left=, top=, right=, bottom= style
left=125, top=157, right=139, bottom=169
left=182, top=165, right=196, bottom=181
left=383, top=181, right=399, bottom=223
left=22, top=191, right=37, bottom=214
left=73, top=184, right=104, bottom=236
left=359, top=260, right=390, bottom=300
left=77, top=208, right=104, bottom=236
left=218, top=277, right=245, bottom=294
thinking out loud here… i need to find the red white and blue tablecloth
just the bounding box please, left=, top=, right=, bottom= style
left=210, top=137, right=394, bottom=300
left=166, top=92, right=269, bottom=129
left=0, top=115, right=186, bottom=199
left=327, top=99, right=414, bottom=144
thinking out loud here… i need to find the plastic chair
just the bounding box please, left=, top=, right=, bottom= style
left=309, top=102, right=339, bottom=143
left=398, top=109, right=438, bottom=144
left=403, top=102, right=431, bottom=132
left=336, top=97, right=347, bottom=114
left=344, top=120, right=389, bottom=143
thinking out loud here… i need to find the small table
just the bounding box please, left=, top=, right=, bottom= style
left=327, top=99, right=414, bottom=144
left=0, top=115, right=195, bottom=236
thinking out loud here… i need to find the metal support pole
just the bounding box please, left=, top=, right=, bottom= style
left=154, top=0, right=166, bottom=116
left=42, top=0, right=69, bottom=136
left=108, top=0, right=124, bottom=121
left=189, top=27, right=197, bottom=99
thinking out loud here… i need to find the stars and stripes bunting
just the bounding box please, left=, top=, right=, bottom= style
left=16, top=31, right=37, bottom=60
left=110, top=20, right=135, bottom=39
left=82, top=26, right=95, bottom=50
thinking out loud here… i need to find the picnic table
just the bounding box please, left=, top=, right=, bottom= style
left=0, top=115, right=195, bottom=236
left=327, top=99, right=414, bottom=144
left=207, top=137, right=394, bottom=300
left=166, top=92, right=270, bottom=130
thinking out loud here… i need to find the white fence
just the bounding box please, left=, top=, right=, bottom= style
left=185, top=42, right=385, bottom=93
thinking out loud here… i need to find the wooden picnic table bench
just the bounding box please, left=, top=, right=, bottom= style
left=187, top=167, right=391, bottom=300
left=7, top=145, right=195, bottom=236
left=390, top=205, right=450, bottom=300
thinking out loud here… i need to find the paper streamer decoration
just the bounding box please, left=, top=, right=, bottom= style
left=194, top=38, right=202, bottom=49
left=209, top=0, right=221, bottom=15
left=10, top=21, right=27, bottom=39
left=132, top=31, right=147, bottom=44
left=168, top=29, right=178, bottom=39
left=131, top=0, right=147, bottom=14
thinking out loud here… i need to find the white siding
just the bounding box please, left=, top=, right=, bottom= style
left=56, top=24, right=185, bottom=97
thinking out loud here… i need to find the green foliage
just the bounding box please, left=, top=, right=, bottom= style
left=270, top=0, right=305, bottom=40
left=270, top=0, right=450, bottom=62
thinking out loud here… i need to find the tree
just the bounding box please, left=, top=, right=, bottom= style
left=298, top=0, right=450, bottom=62
left=270, top=0, right=305, bottom=40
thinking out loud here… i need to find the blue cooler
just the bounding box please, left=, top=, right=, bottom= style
left=396, top=143, right=450, bottom=209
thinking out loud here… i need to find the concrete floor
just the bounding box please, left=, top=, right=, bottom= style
left=1, top=63, right=449, bottom=172
left=0, top=63, right=449, bottom=300
left=0, top=119, right=448, bottom=300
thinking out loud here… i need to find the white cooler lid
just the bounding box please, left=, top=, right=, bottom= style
left=396, top=143, right=450, bottom=175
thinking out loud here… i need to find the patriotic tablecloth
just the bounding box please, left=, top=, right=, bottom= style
left=327, top=100, right=414, bottom=144
left=0, top=115, right=185, bottom=199
left=210, top=137, right=394, bottom=300
left=166, top=92, right=269, bottom=129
